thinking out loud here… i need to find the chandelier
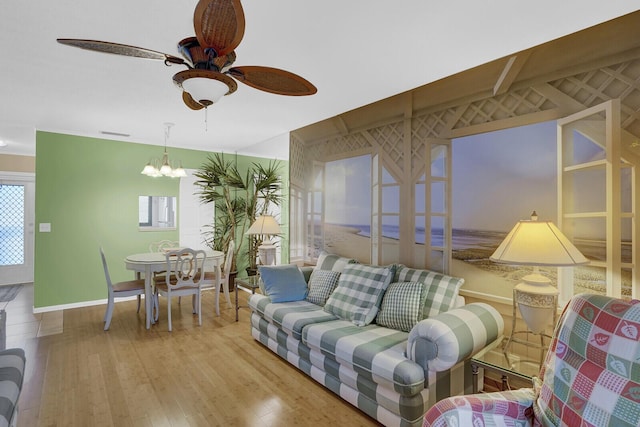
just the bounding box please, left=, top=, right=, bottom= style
left=141, top=123, right=187, bottom=178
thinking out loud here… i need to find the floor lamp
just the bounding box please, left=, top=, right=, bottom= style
left=490, top=211, right=589, bottom=364
left=247, top=215, right=282, bottom=266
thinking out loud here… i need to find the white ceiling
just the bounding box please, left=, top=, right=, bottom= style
left=1, top=1, right=638, bottom=159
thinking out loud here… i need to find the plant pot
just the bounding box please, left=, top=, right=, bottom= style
left=223, top=271, right=237, bottom=292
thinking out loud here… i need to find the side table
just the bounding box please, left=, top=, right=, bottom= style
left=234, top=275, right=261, bottom=321
left=470, top=336, right=541, bottom=393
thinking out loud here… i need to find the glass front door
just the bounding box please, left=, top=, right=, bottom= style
left=0, top=175, right=34, bottom=285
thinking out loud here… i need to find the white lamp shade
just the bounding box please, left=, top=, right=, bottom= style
left=141, top=163, right=157, bottom=175
left=490, top=219, right=589, bottom=266
left=247, top=215, right=282, bottom=236
left=172, top=166, right=187, bottom=178
left=182, top=77, right=229, bottom=105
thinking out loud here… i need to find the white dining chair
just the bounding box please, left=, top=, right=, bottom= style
left=149, top=240, right=179, bottom=253
left=100, top=247, right=146, bottom=331
left=154, top=248, right=206, bottom=332
left=201, top=239, right=235, bottom=316
left=149, top=240, right=180, bottom=281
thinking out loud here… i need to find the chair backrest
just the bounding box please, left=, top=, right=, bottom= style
left=149, top=240, right=179, bottom=253
left=99, top=247, right=113, bottom=290
left=164, top=248, right=206, bottom=290
left=223, top=239, right=235, bottom=279
left=533, top=293, right=640, bottom=426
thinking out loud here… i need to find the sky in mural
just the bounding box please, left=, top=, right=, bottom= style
left=452, top=120, right=557, bottom=231
left=325, top=154, right=371, bottom=225
left=324, top=120, right=559, bottom=233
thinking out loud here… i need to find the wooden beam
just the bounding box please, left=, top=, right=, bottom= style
left=533, top=83, right=587, bottom=114
left=450, top=108, right=562, bottom=139
left=332, top=116, right=350, bottom=135
left=493, top=52, right=531, bottom=96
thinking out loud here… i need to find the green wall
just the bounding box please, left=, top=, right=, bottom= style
left=34, top=131, right=288, bottom=309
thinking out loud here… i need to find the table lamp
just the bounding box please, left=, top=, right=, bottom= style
left=247, top=215, right=282, bottom=265
left=490, top=211, right=589, bottom=356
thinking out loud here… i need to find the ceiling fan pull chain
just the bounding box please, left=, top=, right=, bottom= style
left=205, top=107, right=208, bottom=131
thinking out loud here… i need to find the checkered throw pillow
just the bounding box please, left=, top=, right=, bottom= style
left=394, top=266, right=464, bottom=318
left=306, top=269, right=341, bottom=306
left=376, top=281, right=427, bottom=332
left=323, top=264, right=394, bottom=326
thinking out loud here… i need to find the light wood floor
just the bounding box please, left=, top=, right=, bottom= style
left=3, top=284, right=63, bottom=348
left=15, top=288, right=382, bottom=426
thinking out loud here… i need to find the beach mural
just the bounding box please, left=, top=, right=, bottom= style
left=453, top=121, right=632, bottom=297
left=319, top=120, right=631, bottom=297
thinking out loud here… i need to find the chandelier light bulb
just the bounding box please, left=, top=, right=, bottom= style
left=142, top=124, right=185, bottom=178
left=141, top=162, right=157, bottom=175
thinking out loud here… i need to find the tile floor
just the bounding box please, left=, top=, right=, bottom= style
left=3, top=283, right=63, bottom=349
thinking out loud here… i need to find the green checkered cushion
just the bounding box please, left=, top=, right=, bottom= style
left=251, top=313, right=433, bottom=424
left=395, top=266, right=464, bottom=318
left=323, top=264, right=394, bottom=326
left=316, top=251, right=359, bottom=272
left=306, top=269, right=341, bottom=306
left=302, top=320, right=424, bottom=396
left=376, top=281, right=427, bottom=332
left=249, top=293, right=338, bottom=340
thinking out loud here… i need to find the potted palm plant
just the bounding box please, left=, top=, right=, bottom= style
left=244, top=161, right=283, bottom=275
left=194, top=153, right=283, bottom=277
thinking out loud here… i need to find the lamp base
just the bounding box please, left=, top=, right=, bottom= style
left=503, top=274, right=558, bottom=367
left=258, top=241, right=277, bottom=266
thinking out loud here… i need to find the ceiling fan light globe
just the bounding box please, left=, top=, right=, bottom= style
left=173, top=69, right=237, bottom=107
left=182, top=77, right=229, bottom=104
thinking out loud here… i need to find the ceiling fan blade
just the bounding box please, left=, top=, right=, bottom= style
left=56, top=39, right=186, bottom=65
left=227, top=66, right=317, bottom=96
left=194, top=0, right=245, bottom=57
left=182, top=91, right=205, bottom=110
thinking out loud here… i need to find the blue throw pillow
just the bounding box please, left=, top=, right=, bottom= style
left=258, top=264, right=308, bottom=303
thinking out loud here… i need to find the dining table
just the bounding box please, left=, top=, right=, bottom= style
left=124, top=249, right=224, bottom=329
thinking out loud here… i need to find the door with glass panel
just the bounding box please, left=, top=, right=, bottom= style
left=307, top=161, right=324, bottom=262
left=418, top=139, right=452, bottom=273
left=0, top=175, right=35, bottom=285
left=557, top=99, right=636, bottom=302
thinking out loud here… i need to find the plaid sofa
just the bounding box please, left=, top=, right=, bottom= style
left=249, top=259, right=503, bottom=427
left=423, top=293, right=640, bottom=427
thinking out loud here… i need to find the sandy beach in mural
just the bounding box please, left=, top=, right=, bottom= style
left=450, top=246, right=631, bottom=297
left=322, top=224, right=631, bottom=297
left=324, top=224, right=373, bottom=264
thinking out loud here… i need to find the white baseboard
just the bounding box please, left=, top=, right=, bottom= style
left=32, top=295, right=141, bottom=314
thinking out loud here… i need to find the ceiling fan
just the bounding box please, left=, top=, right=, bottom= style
left=57, top=0, right=317, bottom=111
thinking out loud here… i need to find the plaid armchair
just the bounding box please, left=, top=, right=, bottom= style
left=423, top=293, right=640, bottom=427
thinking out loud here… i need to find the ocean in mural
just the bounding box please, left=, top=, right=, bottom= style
left=337, top=223, right=623, bottom=261
left=325, top=223, right=630, bottom=296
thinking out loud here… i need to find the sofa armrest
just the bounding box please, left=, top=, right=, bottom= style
left=423, top=388, right=535, bottom=426
left=406, top=303, right=503, bottom=372
left=0, top=348, right=26, bottom=427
